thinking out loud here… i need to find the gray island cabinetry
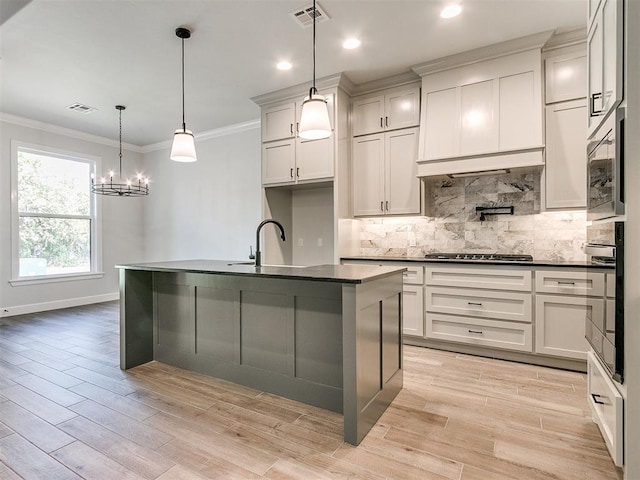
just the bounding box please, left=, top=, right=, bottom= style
left=116, top=260, right=404, bottom=445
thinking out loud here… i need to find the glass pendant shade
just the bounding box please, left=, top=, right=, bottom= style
left=298, top=94, right=331, bottom=140
left=170, top=129, right=197, bottom=162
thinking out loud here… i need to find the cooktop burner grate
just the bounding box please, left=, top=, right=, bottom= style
left=424, top=253, right=534, bottom=262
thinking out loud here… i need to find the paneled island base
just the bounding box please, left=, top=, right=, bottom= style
left=117, top=260, right=404, bottom=445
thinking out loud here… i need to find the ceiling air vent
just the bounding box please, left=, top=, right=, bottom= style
left=66, top=103, right=98, bottom=114
left=290, top=3, right=329, bottom=28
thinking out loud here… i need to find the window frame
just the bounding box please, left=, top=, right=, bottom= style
left=10, top=140, right=103, bottom=285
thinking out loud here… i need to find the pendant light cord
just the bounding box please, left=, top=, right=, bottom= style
left=118, top=107, right=123, bottom=178
left=181, top=36, right=186, bottom=132
left=311, top=0, right=317, bottom=95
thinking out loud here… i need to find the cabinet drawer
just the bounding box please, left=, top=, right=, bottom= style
left=587, top=351, right=623, bottom=467
left=425, top=286, right=532, bottom=323
left=426, top=265, right=532, bottom=292
left=535, top=270, right=605, bottom=296
left=606, top=273, right=615, bottom=297
left=426, top=313, right=532, bottom=352
left=341, top=261, right=423, bottom=285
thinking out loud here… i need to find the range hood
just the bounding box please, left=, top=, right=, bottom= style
left=417, top=146, right=545, bottom=178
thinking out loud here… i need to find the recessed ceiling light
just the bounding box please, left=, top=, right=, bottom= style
left=277, top=61, right=292, bottom=71
left=342, top=38, right=361, bottom=50
left=441, top=3, right=462, bottom=18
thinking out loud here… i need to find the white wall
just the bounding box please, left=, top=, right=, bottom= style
left=0, top=116, right=145, bottom=314
left=141, top=124, right=261, bottom=262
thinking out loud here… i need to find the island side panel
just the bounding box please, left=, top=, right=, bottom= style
left=151, top=272, right=344, bottom=413
left=119, top=268, right=154, bottom=369
left=342, top=272, right=404, bottom=445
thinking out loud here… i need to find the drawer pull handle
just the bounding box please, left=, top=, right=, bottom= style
left=591, top=393, right=606, bottom=405
left=468, top=330, right=484, bottom=335
left=467, top=302, right=483, bottom=306
left=558, top=281, right=576, bottom=285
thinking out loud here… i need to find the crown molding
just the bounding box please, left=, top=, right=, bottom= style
left=141, top=118, right=260, bottom=153
left=542, top=26, right=587, bottom=52
left=412, top=30, right=554, bottom=77
left=250, top=72, right=354, bottom=106
left=349, top=71, right=420, bottom=97
left=0, top=112, right=143, bottom=152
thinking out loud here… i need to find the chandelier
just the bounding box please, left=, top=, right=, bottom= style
left=91, top=105, right=149, bottom=197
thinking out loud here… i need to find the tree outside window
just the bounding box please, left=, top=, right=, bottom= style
left=16, top=147, right=95, bottom=277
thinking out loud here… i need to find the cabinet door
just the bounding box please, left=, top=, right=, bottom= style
left=423, top=87, right=457, bottom=160
left=352, top=95, right=384, bottom=137
left=545, top=52, right=587, bottom=104
left=587, top=13, right=603, bottom=133
left=262, top=140, right=295, bottom=185
left=545, top=100, right=588, bottom=209
left=352, top=134, right=384, bottom=216
left=601, top=0, right=623, bottom=115
left=385, top=128, right=420, bottom=215
left=535, top=294, right=603, bottom=359
left=385, top=87, right=420, bottom=131
left=459, top=80, right=495, bottom=155
left=262, top=103, right=295, bottom=142
left=402, top=285, right=424, bottom=337
left=499, top=71, right=537, bottom=150
left=296, top=137, right=334, bottom=182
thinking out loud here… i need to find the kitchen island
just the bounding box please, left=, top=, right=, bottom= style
left=116, top=260, right=405, bottom=445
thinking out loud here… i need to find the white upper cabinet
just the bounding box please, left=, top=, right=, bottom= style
left=545, top=99, right=588, bottom=209
left=416, top=48, right=544, bottom=176
left=545, top=50, right=587, bottom=103
left=352, top=86, right=420, bottom=137
left=352, top=127, right=420, bottom=216
left=587, top=0, right=623, bottom=138
left=260, top=93, right=336, bottom=186
left=262, top=103, right=296, bottom=142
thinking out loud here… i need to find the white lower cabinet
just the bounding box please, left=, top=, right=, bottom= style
left=535, top=294, right=602, bottom=360
left=425, top=265, right=533, bottom=353
left=403, top=285, right=424, bottom=337
left=426, top=313, right=532, bottom=352
left=534, top=269, right=606, bottom=361
left=587, top=351, right=624, bottom=467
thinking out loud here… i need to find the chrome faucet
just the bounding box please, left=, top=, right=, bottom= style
left=255, top=219, right=286, bottom=267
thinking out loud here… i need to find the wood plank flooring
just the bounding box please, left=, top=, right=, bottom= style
left=0, top=301, right=623, bottom=479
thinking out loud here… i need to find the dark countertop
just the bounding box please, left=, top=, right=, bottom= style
left=115, top=259, right=406, bottom=284
left=341, top=256, right=614, bottom=269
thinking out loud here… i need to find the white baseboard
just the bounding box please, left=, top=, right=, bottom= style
left=0, top=293, right=119, bottom=317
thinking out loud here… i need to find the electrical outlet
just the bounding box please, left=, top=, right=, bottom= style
left=297, top=238, right=304, bottom=247
left=317, top=238, right=323, bottom=247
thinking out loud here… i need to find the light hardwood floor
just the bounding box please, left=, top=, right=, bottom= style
left=0, top=301, right=623, bottom=479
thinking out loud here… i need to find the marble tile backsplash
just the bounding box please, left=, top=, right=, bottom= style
left=359, top=170, right=588, bottom=261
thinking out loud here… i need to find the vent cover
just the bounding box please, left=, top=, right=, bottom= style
left=290, top=3, right=329, bottom=28
left=67, top=103, right=98, bottom=114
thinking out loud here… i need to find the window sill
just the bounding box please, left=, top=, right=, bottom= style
left=9, top=272, right=105, bottom=287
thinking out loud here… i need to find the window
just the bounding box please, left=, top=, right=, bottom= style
left=11, top=142, right=100, bottom=281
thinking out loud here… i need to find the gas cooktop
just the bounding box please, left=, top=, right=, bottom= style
left=424, top=253, right=534, bottom=262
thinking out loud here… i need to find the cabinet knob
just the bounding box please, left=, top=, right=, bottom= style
left=385, top=116, right=388, bottom=127
left=380, top=117, right=383, bottom=128
left=290, top=168, right=294, bottom=178
left=468, top=329, right=484, bottom=335
left=296, top=167, right=299, bottom=178
left=290, top=123, right=294, bottom=135
left=591, top=393, right=606, bottom=405
left=467, top=302, right=483, bottom=306
left=380, top=201, right=384, bottom=212
left=385, top=201, right=389, bottom=211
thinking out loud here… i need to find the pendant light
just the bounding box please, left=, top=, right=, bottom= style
left=170, top=27, right=197, bottom=162
left=298, top=0, right=331, bottom=140
left=91, top=105, right=149, bottom=197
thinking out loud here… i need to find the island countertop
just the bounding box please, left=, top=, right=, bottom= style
left=115, top=259, right=406, bottom=284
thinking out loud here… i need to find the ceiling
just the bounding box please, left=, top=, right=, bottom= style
left=0, top=0, right=587, bottom=147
